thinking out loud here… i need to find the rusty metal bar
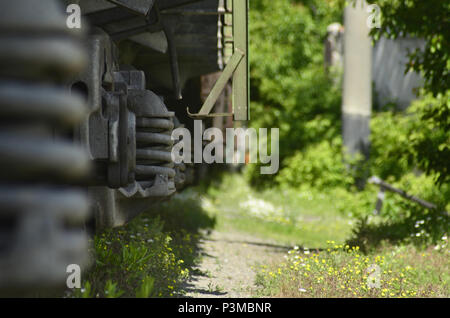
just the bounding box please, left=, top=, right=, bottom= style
left=186, top=0, right=249, bottom=119
left=369, top=176, right=449, bottom=216
left=187, top=48, right=244, bottom=118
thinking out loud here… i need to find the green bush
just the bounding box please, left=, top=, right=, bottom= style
left=407, top=92, right=450, bottom=185
left=348, top=172, right=449, bottom=250
left=369, top=91, right=450, bottom=185
left=348, top=105, right=449, bottom=249
left=369, top=112, right=412, bottom=181
left=379, top=173, right=449, bottom=244
left=276, top=137, right=353, bottom=189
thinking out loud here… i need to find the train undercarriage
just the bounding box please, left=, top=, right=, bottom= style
left=0, top=0, right=248, bottom=295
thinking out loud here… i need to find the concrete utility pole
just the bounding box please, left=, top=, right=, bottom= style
left=342, top=0, right=372, bottom=188
left=342, top=0, right=372, bottom=160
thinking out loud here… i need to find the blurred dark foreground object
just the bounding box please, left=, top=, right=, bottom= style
left=0, top=0, right=92, bottom=296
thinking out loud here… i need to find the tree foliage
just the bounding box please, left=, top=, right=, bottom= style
left=247, top=0, right=343, bottom=186
left=246, top=0, right=449, bottom=246
left=364, top=0, right=449, bottom=96
left=361, top=0, right=449, bottom=185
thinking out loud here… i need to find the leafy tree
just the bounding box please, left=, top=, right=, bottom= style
left=365, top=0, right=449, bottom=96
left=356, top=0, right=449, bottom=185
left=247, top=0, right=343, bottom=185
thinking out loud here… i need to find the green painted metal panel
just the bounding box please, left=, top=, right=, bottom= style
left=232, top=0, right=249, bottom=121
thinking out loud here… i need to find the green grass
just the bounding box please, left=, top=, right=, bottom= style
left=203, top=174, right=353, bottom=247
left=69, top=172, right=448, bottom=298
left=216, top=214, right=350, bottom=248
left=254, top=242, right=449, bottom=298
left=203, top=173, right=449, bottom=298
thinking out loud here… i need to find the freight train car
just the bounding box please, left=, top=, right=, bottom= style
left=0, top=0, right=248, bottom=295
